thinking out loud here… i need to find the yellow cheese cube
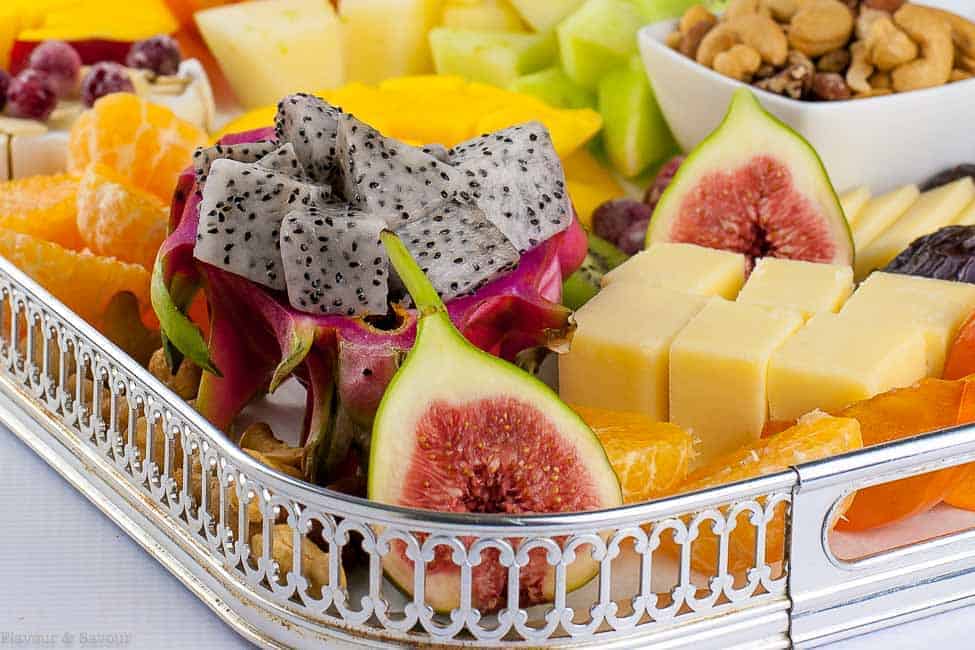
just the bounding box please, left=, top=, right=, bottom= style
left=736, top=257, right=853, bottom=319
left=559, top=284, right=708, bottom=420
left=840, top=186, right=871, bottom=226
left=603, top=242, right=746, bottom=299
left=669, top=298, right=804, bottom=465
left=196, top=0, right=346, bottom=109
left=856, top=178, right=975, bottom=280
left=851, top=184, right=919, bottom=251
left=767, top=314, right=927, bottom=422
left=841, top=272, right=975, bottom=376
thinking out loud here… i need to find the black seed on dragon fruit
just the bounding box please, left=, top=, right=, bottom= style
left=193, top=159, right=332, bottom=290
left=447, top=121, right=571, bottom=252
left=256, top=142, right=305, bottom=178
left=274, top=93, right=340, bottom=185
left=280, top=205, right=389, bottom=317
left=335, top=112, right=460, bottom=226
left=192, top=141, right=279, bottom=186
left=393, top=200, right=520, bottom=302
left=421, top=143, right=450, bottom=163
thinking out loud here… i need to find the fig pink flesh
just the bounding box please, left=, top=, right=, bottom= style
left=668, top=156, right=838, bottom=265
left=396, top=396, right=600, bottom=610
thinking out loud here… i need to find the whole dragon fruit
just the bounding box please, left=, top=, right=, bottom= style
left=153, top=96, right=586, bottom=487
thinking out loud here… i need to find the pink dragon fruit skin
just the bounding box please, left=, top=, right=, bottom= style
left=153, top=128, right=586, bottom=484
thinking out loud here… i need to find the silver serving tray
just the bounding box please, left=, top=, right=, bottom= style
left=3, top=254, right=975, bottom=648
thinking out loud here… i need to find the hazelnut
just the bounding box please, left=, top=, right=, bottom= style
left=811, top=72, right=853, bottom=99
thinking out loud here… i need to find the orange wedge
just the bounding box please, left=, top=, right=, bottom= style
left=0, top=228, right=150, bottom=331
left=573, top=405, right=694, bottom=504
left=0, top=174, right=81, bottom=249
left=67, top=93, right=207, bottom=202
left=76, top=163, right=168, bottom=269
left=675, top=412, right=862, bottom=574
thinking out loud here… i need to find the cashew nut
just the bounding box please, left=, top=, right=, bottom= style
left=714, top=44, right=763, bottom=81
left=666, top=30, right=682, bottom=49
left=697, top=14, right=788, bottom=67
left=765, top=0, right=801, bottom=23
left=846, top=40, right=874, bottom=94
left=679, top=4, right=717, bottom=33
left=789, top=0, right=855, bottom=58
left=922, top=6, right=975, bottom=60
left=891, top=4, right=954, bottom=92
left=866, top=15, right=919, bottom=71
left=724, top=0, right=771, bottom=19
left=869, top=70, right=892, bottom=89
left=961, top=54, right=975, bottom=74
left=950, top=68, right=973, bottom=82
left=856, top=7, right=888, bottom=41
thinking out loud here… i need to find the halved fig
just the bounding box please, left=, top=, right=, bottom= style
left=369, top=232, right=622, bottom=614
left=647, top=89, right=853, bottom=268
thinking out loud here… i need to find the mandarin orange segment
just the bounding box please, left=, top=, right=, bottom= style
left=0, top=228, right=150, bottom=331
left=0, top=174, right=82, bottom=249
left=573, top=405, right=694, bottom=504
left=675, top=412, right=862, bottom=574
left=77, top=163, right=169, bottom=269
left=67, top=94, right=207, bottom=202
left=944, top=311, right=975, bottom=380
left=835, top=378, right=966, bottom=530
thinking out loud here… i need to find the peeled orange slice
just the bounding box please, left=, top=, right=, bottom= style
left=0, top=228, right=150, bottom=331
left=676, top=412, right=862, bottom=574
left=0, top=174, right=81, bottom=249
left=77, top=163, right=168, bottom=269
left=573, top=405, right=694, bottom=504
left=67, top=93, right=207, bottom=202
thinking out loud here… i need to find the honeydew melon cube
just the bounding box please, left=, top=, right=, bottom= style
left=429, top=28, right=556, bottom=87
left=441, top=0, right=526, bottom=31
left=195, top=0, right=344, bottom=109
left=557, top=0, right=646, bottom=89
left=598, top=57, right=677, bottom=177
left=509, top=67, right=594, bottom=108
left=340, top=0, right=444, bottom=83
left=508, top=0, right=585, bottom=31
left=632, top=0, right=699, bottom=22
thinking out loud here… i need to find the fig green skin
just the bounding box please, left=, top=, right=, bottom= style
left=369, top=232, right=622, bottom=614
left=646, top=88, right=854, bottom=266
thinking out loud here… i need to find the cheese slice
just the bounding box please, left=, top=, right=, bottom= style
left=559, top=284, right=708, bottom=420
left=669, top=298, right=804, bottom=465
left=736, top=257, right=853, bottom=320
left=603, top=242, right=746, bottom=299
left=840, top=186, right=871, bottom=226
left=856, top=178, right=975, bottom=280
left=841, top=272, right=975, bottom=376
left=768, top=313, right=927, bottom=421
left=956, top=199, right=975, bottom=226
left=851, top=184, right=919, bottom=252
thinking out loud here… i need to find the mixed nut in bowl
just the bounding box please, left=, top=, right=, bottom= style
left=638, top=0, right=975, bottom=192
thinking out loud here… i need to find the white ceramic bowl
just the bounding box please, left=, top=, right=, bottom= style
left=637, top=15, right=975, bottom=193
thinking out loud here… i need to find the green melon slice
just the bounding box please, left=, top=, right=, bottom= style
left=556, top=0, right=645, bottom=89
left=509, top=66, right=595, bottom=109
left=648, top=89, right=853, bottom=267
left=429, top=27, right=557, bottom=88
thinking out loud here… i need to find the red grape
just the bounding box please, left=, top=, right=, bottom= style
left=0, top=70, right=10, bottom=111
left=6, top=70, right=57, bottom=120
left=126, top=35, right=182, bottom=76
left=592, top=199, right=653, bottom=248
left=81, top=62, right=135, bottom=107
left=27, top=40, right=81, bottom=97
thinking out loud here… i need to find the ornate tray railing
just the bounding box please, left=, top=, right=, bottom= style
left=3, top=255, right=975, bottom=648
